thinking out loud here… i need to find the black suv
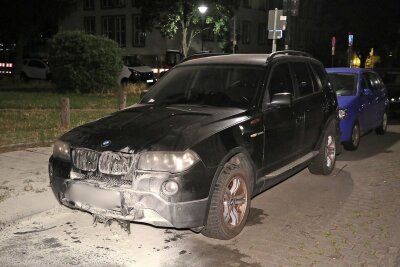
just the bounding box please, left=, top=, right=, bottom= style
left=49, top=51, right=339, bottom=240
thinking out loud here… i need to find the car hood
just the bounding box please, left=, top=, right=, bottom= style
left=336, top=95, right=358, bottom=109
left=128, top=65, right=153, bottom=73
left=60, top=104, right=248, bottom=152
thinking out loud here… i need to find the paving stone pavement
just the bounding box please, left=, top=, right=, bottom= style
left=0, top=126, right=399, bottom=266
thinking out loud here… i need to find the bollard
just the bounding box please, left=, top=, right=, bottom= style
left=60, top=97, right=70, bottom=128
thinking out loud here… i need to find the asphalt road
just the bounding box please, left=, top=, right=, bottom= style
left=0, top=125, right=400, bottom=266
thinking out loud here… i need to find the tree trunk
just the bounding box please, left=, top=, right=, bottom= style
left=181, top=26, right=189, bottom=58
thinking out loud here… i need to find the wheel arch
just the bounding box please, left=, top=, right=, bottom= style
left=203, top=147, right=256, bottom=223
left=315, top=114, right=340, bottom=151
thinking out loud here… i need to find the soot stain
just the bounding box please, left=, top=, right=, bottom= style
left=42, top=237, right=62, bottom=248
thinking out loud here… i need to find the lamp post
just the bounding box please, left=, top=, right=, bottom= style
left=198, top=5, right=208, bottom=52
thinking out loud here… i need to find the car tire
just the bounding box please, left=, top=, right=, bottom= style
left=202, top=156, right=251, bottom=240
left=308, top=122, right=337, bottom=175
left=375, top=112, right=388, bottom=135
left=343, top=122, right=360, bottom=151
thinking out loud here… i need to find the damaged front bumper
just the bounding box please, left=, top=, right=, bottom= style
left=49, top=161, right=209, bottom=229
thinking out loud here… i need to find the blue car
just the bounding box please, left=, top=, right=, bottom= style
left=326, top=68, right=388, bottom=150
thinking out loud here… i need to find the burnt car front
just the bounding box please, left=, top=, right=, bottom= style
left=48, top=55, right=266, bottom=230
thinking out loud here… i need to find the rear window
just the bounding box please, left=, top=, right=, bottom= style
left=328, top=73, right=358, bottom=96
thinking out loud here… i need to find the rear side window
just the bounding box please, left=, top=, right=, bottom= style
left=267, top=63, right=294, bottom=97
left=368, top=72, right=384, bottom=90
left=291, top=62, right=314, bottom=97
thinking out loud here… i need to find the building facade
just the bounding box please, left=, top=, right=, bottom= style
left=60, top=0, right=323, bottom=66
left=60, top=0, right=272, bottom=66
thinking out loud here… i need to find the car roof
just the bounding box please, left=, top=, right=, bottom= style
left=326, top=67, right=377, bottom=74
left=179, top=54, right=270, bottom=66
left=180, top=53, right=319, bottom=67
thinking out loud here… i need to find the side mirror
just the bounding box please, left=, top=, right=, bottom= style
left=270, top=93, right=292, bottom=107
left=363, top=88, right=373, bottom=96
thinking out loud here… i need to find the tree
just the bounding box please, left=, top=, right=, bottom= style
left=0, top=0, right=75, bottom=80
left=137, top=0, right=239, bottom=57
left=49, top=31, right=122, bottom=93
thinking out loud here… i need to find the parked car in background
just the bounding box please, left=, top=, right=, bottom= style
left=326, top=68, right=388, bottom=150
left=49, top=51, right=339, bottom=240
left=118, top=55, right=155, bottom=86
left=375, top=69, right=400, bottom=119
left=20, top=58, right=51, bottom=81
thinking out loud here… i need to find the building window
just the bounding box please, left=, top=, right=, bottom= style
left=132, top=15, right=145, bottom=47
left=84, top=16, right=96, bottom=35
left=258, top=0, right=266, bottom=10
left=131, top=0, right=140, bottom=7
left=83, top=0, right=95, bottom=10
left=242, top=21, right=251, bottom=44
left=243, top=0, right=251, bottom=8
left=101, top=0, right=125, bottom=9
left=257, top=23, right=266, bottom=44
left=101, top=16, right=126, bottom=47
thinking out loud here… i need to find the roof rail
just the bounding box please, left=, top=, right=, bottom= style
left=267, top=50, right=313, bottom=61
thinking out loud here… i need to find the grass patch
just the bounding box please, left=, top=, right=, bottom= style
left=0, top=109, right=113, bottom=146
left=0, top=91, right=140, bottom=109
left=0, top=86, right=144, bottom=147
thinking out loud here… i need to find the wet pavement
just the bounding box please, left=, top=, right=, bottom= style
left=0, top=125, right=399, bottom=266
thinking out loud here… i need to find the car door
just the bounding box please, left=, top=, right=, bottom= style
left=290, top=61, right=324, bottom=154
left=358, top=72, right=376, bottom=131
left=261, top=62, right=302, bottom=174
left=367, top=72, right=387, bottom=127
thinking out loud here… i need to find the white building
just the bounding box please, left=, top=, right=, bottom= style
left=59, top=0, right=272, bottom=67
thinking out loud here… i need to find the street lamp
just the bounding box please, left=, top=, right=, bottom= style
left=198, top=5, right=208, bottom=51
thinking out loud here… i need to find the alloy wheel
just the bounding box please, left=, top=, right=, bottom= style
left=325, top=135, right=336, bottom=168
left=223, top=175, right=248, bottom=228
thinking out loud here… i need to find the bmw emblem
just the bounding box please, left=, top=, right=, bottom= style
left=101, top=140, right=111, bottom=147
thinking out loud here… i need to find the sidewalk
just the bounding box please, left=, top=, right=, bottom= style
left=0, top=147, right=58, bottom=230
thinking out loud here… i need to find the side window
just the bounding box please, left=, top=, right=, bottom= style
left=28, top=60, right=45, bottom=68
left=311, top=62, right=328, bottom=89
left=291, top=62, right=314, bottom=97
left=362, top=73, right=373, bottom=90
left=267, top=63, right=294, bottom=98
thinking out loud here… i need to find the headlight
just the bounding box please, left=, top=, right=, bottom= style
left=338, top=108, right=347, bottom=120
left=137, top=150, right=200, bottom=173
left=53, top=140, right=70, bottom=160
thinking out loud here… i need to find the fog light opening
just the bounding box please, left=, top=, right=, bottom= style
left=162, top=180, right=179, bottom=196
left=48, top=164, right=54, bottom=180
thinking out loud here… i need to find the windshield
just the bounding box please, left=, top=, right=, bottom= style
left=328, top=73, right=358, bottom=96
left=141, top=65, right=265, bottom=108
left=123, top=55, right=144, bottom=67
